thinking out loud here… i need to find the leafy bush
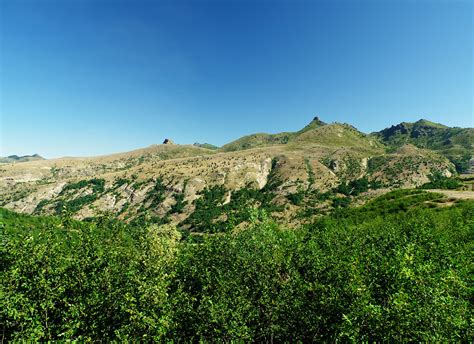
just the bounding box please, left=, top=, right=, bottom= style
left=184, top=185, right=281, bottom=233
left=113, top=178, right=130, bottom=188
left=335, top=177, right=369, bottom=196
left=1, top=211, right=179, bottom=341
left=60, top=178, right=105, bottom=195
left=170, top=181, right=188, bottom=214
left=420, top=172, right=461, bottom=190
left=332, top=196, right=351, bottom=208
left=170, top=192, right=187, bottom=213
left=33, top=199, right=50, bottom=214
left=1, top=196, right=472, bottom=341
left=330, top=189, right=444, bottom=223
left=449, top=152, right=471, bottom=173
left=286, top=188, right=305, bottom=205
left=183, top=185, right=227, bottom=232
left=42, top=179, right=109, bottom=215
left=144, top=178, right=167, bottom=209
left=172, top=202, right=473, bottom=341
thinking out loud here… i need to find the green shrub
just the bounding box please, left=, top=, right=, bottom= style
left=332, top=196, right=351, bottom=208
left=60, top=178, right=105, bottom=195
left=420, top=172, right=461, bottom=190
left=170, top=193, right=187, bottom=213
left=183, top=185, right=227, bottom=232
left=184, top=185, right=281, bottom=233
left=1, top=197, right=472, bottom=341
left=144, top=178, right=167, bottom=209
left=335, top=177, right=369, bottom=196
left=1, top=210, right=179, bottom=341
left=172, top=202, right=473, bottom=341
left=286, top=189, right=305, bottom=205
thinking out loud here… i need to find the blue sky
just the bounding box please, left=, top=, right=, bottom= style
left=1, top=0, right=472, bottom=158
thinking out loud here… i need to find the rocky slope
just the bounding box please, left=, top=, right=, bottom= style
left=0, top=118, right=463, bottom=229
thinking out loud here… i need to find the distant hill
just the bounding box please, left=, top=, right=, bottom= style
left=219, top=116, right=324, bottom=152
left=0, top=154, right=45, bottom=164
left=290, top=122, right=382, bottom=151
left=220, top=131, right=294, bottom=152
left=220, top=116, right=381, bottom=152
left=0, top=116, right=469, bottom=229
left=372, top=119, right=473, bottom=172
left=193, top=142, right=219, bottom=150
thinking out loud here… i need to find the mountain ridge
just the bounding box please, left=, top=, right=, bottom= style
left=372, top=118, right=473, bottom=172
left=0, top=154, right=45, bottom=164
left=0, top=117, right=470, bottom=230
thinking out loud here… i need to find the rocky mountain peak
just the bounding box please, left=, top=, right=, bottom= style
left=312, top=116, right=325, bottom=125
left=298, top=116, right=327, bottom=134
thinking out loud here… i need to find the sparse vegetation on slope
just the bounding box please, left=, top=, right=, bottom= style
left=0, top=117, right=468, bottom=224
left=220, top=132, right=294, bottom=152
left=193, top=142, right=219, bottom=150
left=221, top=118, right=382, bottom=153
left=373, top=119, right=473, bottom=173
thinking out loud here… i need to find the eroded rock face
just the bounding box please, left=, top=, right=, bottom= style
left=223, top=157, right=273, bottom=190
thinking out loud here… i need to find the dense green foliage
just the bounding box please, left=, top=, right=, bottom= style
left=327, top=189, right=448, bottom=229
left=184, top=185, right=282, bottom=233
left=1, top=194, right=473, bottom=341
left=170, top=192, right=186, bottom=213
left=60, top=178, right=105, bottom=195
left=335, top=177, right=371, bottom=196
left=34, top=178, right=107, bottom=215
left=1, top=212, right=179, bottom=341
left=420, top=171, right=462, bottom=190
left=450, top=152, right=471, bottom=174
left=143, top=178, right=167, bottom=209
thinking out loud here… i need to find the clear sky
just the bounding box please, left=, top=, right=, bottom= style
left=1, top=0, right=472, bottom=158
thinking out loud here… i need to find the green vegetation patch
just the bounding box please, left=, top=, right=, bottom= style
left=170, top=181, right=188, bottom=214
left=330, top=189, right=445, bottom=223
left=33, top=178, right=108, bottom=215
left=183, top=185, right=227, bottom=232
left=419, top=172, right=462, bottom=190
left=143, top=178, right=167, bottom=209
left=2, top=197, right=472, bottom=341
left=60, top=178, right=105, bottom=195
left=184, top=185, right=282, bottom=233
